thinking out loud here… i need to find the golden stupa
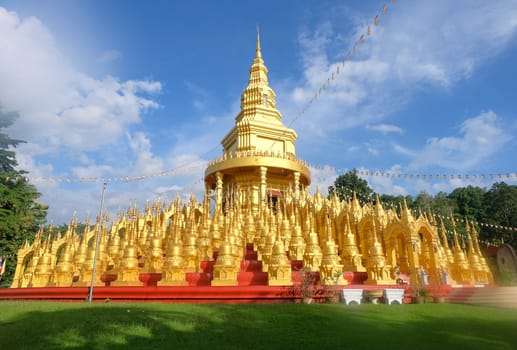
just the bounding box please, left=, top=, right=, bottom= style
left=10, top=34, right=493, bottom=293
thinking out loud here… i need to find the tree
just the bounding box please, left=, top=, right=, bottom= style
left=0, top=110, right=48, bottom=284
left=448, top=185, right=487, bottom=223
left=379, top=194, right=414, bottom=211
left=412, top=191, right=434, bottom=214
left=483, top=182, right=517, bottom=248
left=328, top=169, right=374, bottom=203
left=431, top=191, right=454, bottom=218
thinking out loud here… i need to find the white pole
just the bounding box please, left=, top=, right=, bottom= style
left=87, top=182, right=107, bottom=303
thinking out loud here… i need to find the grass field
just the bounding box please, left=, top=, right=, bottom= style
left=1, top=301, right=516, bottom=350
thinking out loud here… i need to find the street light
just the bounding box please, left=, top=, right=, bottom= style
left=87, top=182, right=108, bottom=303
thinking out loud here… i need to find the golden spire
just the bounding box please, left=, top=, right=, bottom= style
left=251, top=27, right=265, bottom=73
left=255, top=26, right=262, bottom=60
left=439, top=218, right=450, bottom=250
left=236, top=29, right=280, bottom=120
left=451, top=221, right=461, bottom=251
left=465, top=218, right=475, bottom=254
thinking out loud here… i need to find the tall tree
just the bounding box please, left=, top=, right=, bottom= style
left=431, top=191, right=455, bottom=218
left=483, top=182, right=517, bottom=248
left=412, top=191, right=434, bottom=214
left=0, top=110, right=48, bottom=284
left=328, top=169, right=374, bottom=203
left=448, top=185, right=487, bottom=222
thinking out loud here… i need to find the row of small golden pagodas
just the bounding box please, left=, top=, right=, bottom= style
left=11, top=187, right=493, bottom=289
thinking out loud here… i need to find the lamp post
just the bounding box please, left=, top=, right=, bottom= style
left=87, top=182, right=108, bottom=303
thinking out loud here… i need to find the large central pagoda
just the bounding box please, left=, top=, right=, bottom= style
left=204, top=33, right=310, bottom=212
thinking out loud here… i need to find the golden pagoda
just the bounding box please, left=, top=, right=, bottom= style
left=9, top=33, right=494, bottom=298
left=204, top=31, right=310, bottom=214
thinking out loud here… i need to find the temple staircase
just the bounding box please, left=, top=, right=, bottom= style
left=446, top=286, right=517, bottom=309
left=237, top=243, right=268, bottom=286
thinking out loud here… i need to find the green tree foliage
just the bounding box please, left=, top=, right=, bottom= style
left=431, top=191, right=454, bottom=218
left=448, top=185, right=487, bottom=222
left=0, top=110, right=48, bottom=284
left=483, top=182, right=517, bottom=247
left=413, top=191, right=434, bottom=214
left=328, top=169, right=374, bottom=203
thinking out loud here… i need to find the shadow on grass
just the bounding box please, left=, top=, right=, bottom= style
left=0, top=302, right=516, bottom=350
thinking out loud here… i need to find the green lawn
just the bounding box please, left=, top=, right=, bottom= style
left=0, top=301, right=516, bottom=350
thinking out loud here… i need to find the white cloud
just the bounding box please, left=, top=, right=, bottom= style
left=126, top=132, right=164, bottom=175
left=274, top=0, right=517, bottom=199
left=364, top=142, right=379, bottom=156
left=392, top=143, right=416, bottom=157
left=0, top=6, right=163, bottom=223
left=0, top=8, right=161, bottom=154
left=410, top=111, right=511, bottom=170
left=98, top=49, right=121, bottom=63
left=185, top=80, right=212, bottom=111
left=369, top=124, right=403, bottom=134
left=309, top=165, right=337, bottom=196
left=371, top=1, right=517, bottom=87
left=278, top=0, right=517, bottom=143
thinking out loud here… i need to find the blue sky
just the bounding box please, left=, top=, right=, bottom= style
left=0, top=0, right=516, bottom=224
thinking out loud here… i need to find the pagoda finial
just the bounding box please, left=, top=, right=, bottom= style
left=256, top=25, right=262, bottom=59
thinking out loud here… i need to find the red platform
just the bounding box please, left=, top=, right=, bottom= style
left=0, top=283, right=424, bottom=303
left=0, top=243, right=438, bottom=303
left=0, top=285, right=300, bottom=303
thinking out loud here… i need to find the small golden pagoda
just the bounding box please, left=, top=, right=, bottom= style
left=9, top=33, right=494, bottom=295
